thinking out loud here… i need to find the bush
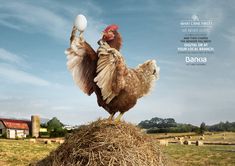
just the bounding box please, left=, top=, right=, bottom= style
left=0, top=133, right=7, bottom=138
left=50, top=129, right=67, bottom=138
left=39, top=132, right=50, bottom=138
left=26, top=135, right=31, bottom=138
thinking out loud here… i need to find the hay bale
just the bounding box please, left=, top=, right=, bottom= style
left=178, top=137, right=183, bottom=141
left=159, top=139, right=168, bottom=146
left=196, top=141, right=203, bottom=146
left=29, top=138, right=36, bottom=143
left=178, top=140, right=184, bottom=145
left=183, top=140, right=191, bottom=145
left=140, top=129, right=147, bottom=133
left=200, top=136, right=205, bottom=140
left=45, top=140, right=51, bottom=144
left=51, top=139, right=57, bottom=143
left=34, top=119, right=167, bottom=166
left=56, top=139, right=65, bottom=144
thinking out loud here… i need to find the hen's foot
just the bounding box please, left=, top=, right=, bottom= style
left=108, top=112, right=115, bottom=121
left=115, top=112, right=124, bottom=122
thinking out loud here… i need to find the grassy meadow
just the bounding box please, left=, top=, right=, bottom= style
left=163, top=144, right=235, bottom=166
left=0, top=132, right=234, bottom=166
left=160, top=132, right=235, bottom=166
left=0, top=139, right=58, bottom=166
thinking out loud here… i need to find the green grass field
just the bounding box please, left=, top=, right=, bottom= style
left=0, top=132, right=235, bottom=166
left=163, top=144, right=235, bottom=166
left=159, top=132, right=235, bottom=166
left=0, top=139, right=58, bottom=166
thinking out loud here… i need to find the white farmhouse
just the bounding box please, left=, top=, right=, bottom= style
left=0, top=118, right=30, bottom=139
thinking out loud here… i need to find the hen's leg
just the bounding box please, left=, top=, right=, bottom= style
left=115, top=112, right=124, bottom=122
left=70, top=26, right=77, bottom=44
left=108, top=112, right=115, bottom=120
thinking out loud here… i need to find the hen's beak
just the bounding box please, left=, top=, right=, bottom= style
left=154, top=66, right=160, bottom=79
left=102, top=32, right=109, bottom=40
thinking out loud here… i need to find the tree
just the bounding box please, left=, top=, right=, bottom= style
left=47, top=117, right=63, bottom=132
left=199, top=122, right=207, bottom=134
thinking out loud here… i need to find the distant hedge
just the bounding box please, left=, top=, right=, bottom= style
left=139, top=117, right=235, bottom=133
left=39, top=132, right=50, bottom=138
left=50, top=129, right=68, bottom=138
left=146, top=125, right=199, bottom=134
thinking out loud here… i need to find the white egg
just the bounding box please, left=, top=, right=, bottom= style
left=74, top=14, right=87, bottom=32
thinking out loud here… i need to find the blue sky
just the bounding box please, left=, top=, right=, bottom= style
left=0, top=0, right=234, bottom=125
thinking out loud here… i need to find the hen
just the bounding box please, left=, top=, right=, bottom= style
left=65, top=24, right=160, bottom=121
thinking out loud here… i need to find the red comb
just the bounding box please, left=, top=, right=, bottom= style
left=104, top=24, right=119, bottom=32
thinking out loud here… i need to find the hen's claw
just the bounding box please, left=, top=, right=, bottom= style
left=115, top=112, right=124, bottom=122
left=108, top=112, right=115, bottom=121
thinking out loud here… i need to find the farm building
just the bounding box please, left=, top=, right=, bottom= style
left=0, top=115, right=41, bottom=139
left=0, top=118, right=31, bottom=139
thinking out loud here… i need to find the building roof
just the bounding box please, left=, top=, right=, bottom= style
left=0, top=118, right=30, bottom=130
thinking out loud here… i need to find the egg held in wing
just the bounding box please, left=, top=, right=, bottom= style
left=74, top=14, right=87, bottom=32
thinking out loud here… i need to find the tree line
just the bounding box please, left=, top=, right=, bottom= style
left=138, top=117, right=235, bottom=134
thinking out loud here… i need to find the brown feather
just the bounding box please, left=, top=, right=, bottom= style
left=83, top=42, right=98, bottom=61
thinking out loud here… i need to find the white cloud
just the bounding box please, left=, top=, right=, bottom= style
left=0, top=19, right=21, bottom=30
left=0, top=48, right=27, bottom=67
left=51, top=106, right=73, bottom=111
left=222, top=27, right=235, bottom=47
left=0, top=64, right=50, bottom=86
left=0, top=48, right=51, bottom=86
left=0, top=95, right=106, bottom=125
left=0, top=1, right=105, bottom=47
left=0, top=1, right=69, bottom=40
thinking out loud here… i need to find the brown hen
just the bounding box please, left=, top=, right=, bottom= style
left=65, top=25, right=159, bottom=121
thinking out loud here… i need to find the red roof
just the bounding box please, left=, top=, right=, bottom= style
left=0, top=119, right=30, bottom=130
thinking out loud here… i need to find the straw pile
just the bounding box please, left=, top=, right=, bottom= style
left=34, top=119, right=167, bottom=166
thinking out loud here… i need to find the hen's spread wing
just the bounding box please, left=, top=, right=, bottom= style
left=94, top=41, right=127, bottom=104
left=65, top=26, right=97, bottom=95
